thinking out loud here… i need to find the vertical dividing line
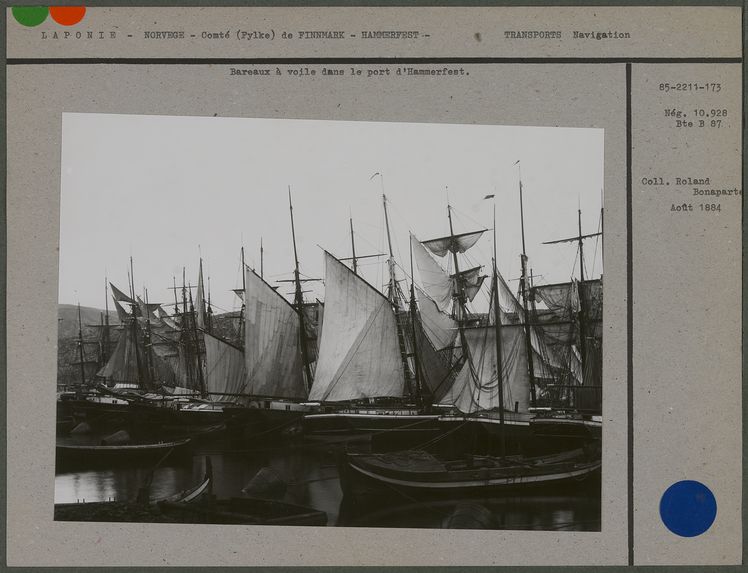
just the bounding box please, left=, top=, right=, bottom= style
left=626, top=61, right=634, bottom=567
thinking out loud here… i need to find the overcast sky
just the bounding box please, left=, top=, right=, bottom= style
left=59, top=114, right=604, bottom=314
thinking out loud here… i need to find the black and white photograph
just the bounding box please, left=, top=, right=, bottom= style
left=55, top=114, right=604, bottom=531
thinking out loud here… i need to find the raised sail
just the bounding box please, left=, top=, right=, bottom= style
left=411, top=234, right=453, bottom=312
left=203, top=332, right=247, bottom=401
left=244, top=267, right=306, bottom=399
left=441, top=324, right=531, bottom=414
left=401, top=311, right=455, bottom=402
left=109, top=282, right=134, bottom=304
left=532, top=278, right=601, bottom=398
left=112, top=298, right=130, bottom=322
left=96, top=321, right=166, bottom=391
left=422, top=229, right=485, bottom=257
left=411, top=234, right=486, bottom=312
left=453, top=266, right=486, bottom=302
left=415, top=285, right=456, bottom=352
left=309, top=252, right=405, bottom=402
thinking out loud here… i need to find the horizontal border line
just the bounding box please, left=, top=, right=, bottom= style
left=6, top=57, right=744, bottom=65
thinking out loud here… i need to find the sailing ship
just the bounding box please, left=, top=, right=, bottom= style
left=221, top=190, right=322, bottom=438
left=302, top=194, right=455, bottom=440
left=527, top=207, right=603, bottom=440
left=338, top=199, right=602, bottom=495
left=66, top=258, right=231, bottom=430
left=340, top=444, right=601, bottom=497
left=56, top=437, right=193, bottom=469
left=429, top=176, right=603, bottom=453
left=56, top=297, right=120, bottom=424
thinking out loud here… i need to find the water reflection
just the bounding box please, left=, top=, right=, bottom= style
left=55, top=439, right=600, bottom=531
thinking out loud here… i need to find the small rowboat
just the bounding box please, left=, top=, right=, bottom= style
left=54, top=456, right=213, bottom=522
left=341, top=444, right=601, bottom=497
left=154, top=457, right=213, bottom=504
left=158, top=497, right=327, bottom=526
left=56, top=437, right=192, bottom=468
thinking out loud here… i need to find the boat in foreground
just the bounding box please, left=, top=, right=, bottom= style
left=54, top=457, right=212, bottom=521
left=340, top=443, right=601, bottom=497
left=56, top=437, right=192, bottom=468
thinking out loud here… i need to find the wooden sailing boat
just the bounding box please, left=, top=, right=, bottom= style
left=339, top=209, right=601, bottom=496
left=417, top=177, right=599, bottom=454
left=84, top=260, right=225, bottom=427
left=415, top=196, right=542, bottom=451
left=529, top=207, right=603, bottom=440
left=156, top=261, right=230, bottom=425
left=221, top=189, right=322, bottom=438
left=302, top=194, right=448, bottom=439
left=66, top=262, right=166, bottom=424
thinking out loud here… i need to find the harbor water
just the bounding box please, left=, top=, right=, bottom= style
left=55, top=434, right=601, bottom=530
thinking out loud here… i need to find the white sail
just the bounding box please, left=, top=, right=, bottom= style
left=203, top=332, right=247, bottom=402
left=96, top=323, right=143, bottom=386
left=411, top=234, right=453, bottom=312
left=244, top=268, right=307, bottom=399
left=309, top=252, right=405, bottom=402
left=411, top=234, right=487, bottom=313
left=441, top=325, right=531, bottom=414
left=422, top=230, right=485, bottom=257
left=452, top=266, right=486, bottom=302
left=415, top=285, right=457, bottom=352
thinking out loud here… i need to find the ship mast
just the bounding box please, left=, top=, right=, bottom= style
left=575, top=208, right=590, bottom=394
left=188, top=285, right=206, bottom=397
left=181, top=268, right=191, bottom=387
left=102, top=277, right=110, bottom=364
left=350, top=216, right=358, bottom=274
left=129, top=256, right=145, bottom=389
left=516, top=164, right=538, bottom=408
left=409, top=240, right=424, bottom=408
left=239, top=246, right=247, bottom=344
left=491, top=203, right=506, bottom=457
left=207, top=277, right=213, bottom=333
left=172, top=276, right=179, bottom=315
left=542, top=208, right=603, bottom=404
left=76, top=303, right=87, bottom=386
left=382, top=194, right=399, bottom=306
left=288, top=188, right=313, bottom=392
left=340, top=215, right=383, bottom=275
left=447, top=205, right=469, bottom=321
left=382, top=193, right=416, bottom=400
left=143, top=286, right=156, bottom=386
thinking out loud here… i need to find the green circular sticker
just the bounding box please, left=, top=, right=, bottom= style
left=12, top=6, right=49, bottom=27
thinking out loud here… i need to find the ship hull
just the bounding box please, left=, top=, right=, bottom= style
left=340, top=445, right=601, bottom=498
left=56, top=438, right=192, bottom=469
left=223, top=401, right=319, bottom=439
left=302, top=411, right=443, bottom=442
left=128, top=401, right=225, bottom=426
left=437, top=412, right=600, bottom=455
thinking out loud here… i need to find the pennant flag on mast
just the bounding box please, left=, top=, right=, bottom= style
left=110, top=282, right=134, bottom=304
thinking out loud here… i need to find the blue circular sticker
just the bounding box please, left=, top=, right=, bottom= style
left=660, top=480, right=717, bottom=537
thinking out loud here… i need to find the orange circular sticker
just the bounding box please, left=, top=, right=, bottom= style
left=49, top=6, right=86, bottom=26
